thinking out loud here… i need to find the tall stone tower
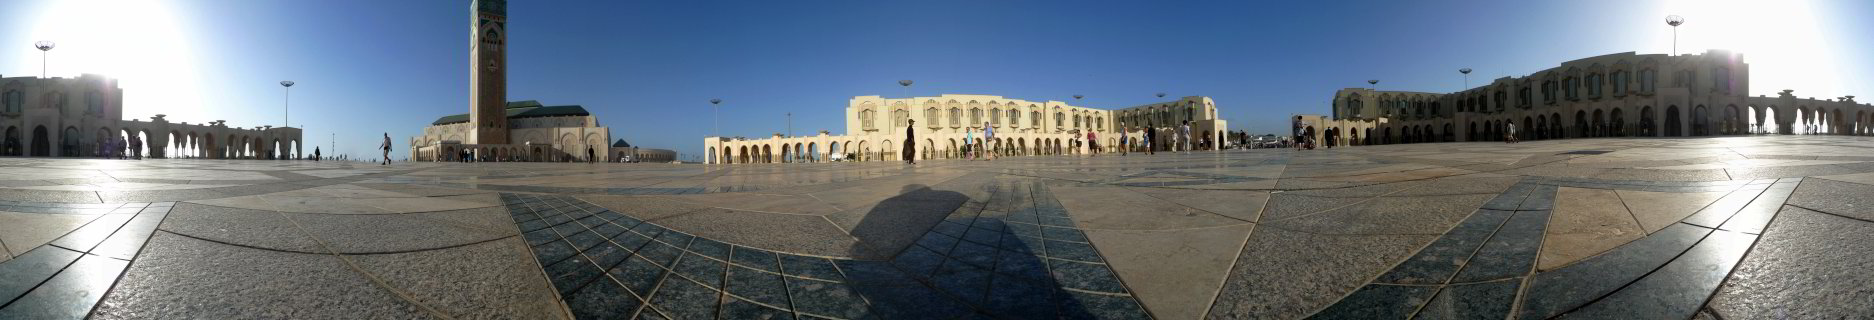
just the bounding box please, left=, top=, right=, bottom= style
left=469, top=0, right=509, bottom=144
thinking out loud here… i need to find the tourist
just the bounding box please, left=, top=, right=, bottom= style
left=965, top=126, right=975, bottom=160
left=314, top=147, right=321, bottom=161
left=1180, top=121, right=1192, bottom=154
left=1146, top=126, right=1157, bottom=155
left=1086, top=130, right=1098, bottom=156
left=904, top=119, right=916, bottom=164
left=983, top=121, right=996, bottom=161
left=1506, top=122, right=1518, bottom=143
left=1119, top=128, right=1129, bottom=156
left=587, top=146, right=595, bottom=164
left=381, top=133, right=392, bottom=165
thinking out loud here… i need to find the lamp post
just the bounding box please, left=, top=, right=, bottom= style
left=1368, top=80, right=1378, bottom=91
left=897, top=80, right=912, bottom=136
left=1666, top=15, right=1685, bottom=56
left=34, top=41, right=55, bottom=79
left=280, top=81, right=295, bottom=128
left=710, top=98, right=722, bottom=138
left=1459, top=68, right=1472, bottom=91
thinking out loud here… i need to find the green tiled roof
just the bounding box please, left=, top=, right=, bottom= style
left=431, top=102, right=589, bottom=125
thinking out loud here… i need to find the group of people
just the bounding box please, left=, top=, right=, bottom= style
left=902, top=120, right=1198, bottom=164
left=98, top=134, right=145, bottom=160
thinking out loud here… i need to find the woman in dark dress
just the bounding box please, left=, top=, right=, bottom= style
left=904, top=119, right=916, bottom=164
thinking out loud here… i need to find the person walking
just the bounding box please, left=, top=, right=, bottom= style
left=1506, top=122, right=1518, bottom=143
left=1086, top=130, right=1098, bottom=156
left=1120, top=128, right=1129, bottom=156
left=904, top=119, right=916, bottom=164
left=380, top=133, right=392, bottom=165
left=314, top=147, right=321, bottom=162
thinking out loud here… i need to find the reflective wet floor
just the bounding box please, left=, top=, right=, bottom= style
left=1, top=135, right=1872, bottom=319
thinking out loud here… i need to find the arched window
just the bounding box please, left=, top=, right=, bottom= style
left=1, top=90, right=20, bottom=113
left=859, top=109, right=876, bottom=130
left=1613, top=71, right=1630, bottom=96
left=1030, top=110, right=1041, bottom=127
left=1713, top=67, right=1732, bottom=94
left=1054, top=112, right=1064, bottom=128
left=925, top=107, right=939, bottom=127
left=990, top=107, right=1002, bottom=124
left=1008, top=109, right=1019, bottom=127
left=949, top=108, right=962, bottom=128
left=1644, top=69, right=1658, bottom=93
left=969, top=108, right=982, bottom=125
left=893, top=109, right=910, bottom=127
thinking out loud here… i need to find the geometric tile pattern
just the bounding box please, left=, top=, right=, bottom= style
left=1305, top=177, right=1801, bottom=318
left=503, top=178, right=1151, bottom=319
left=0, top=201, right=173, bottom=318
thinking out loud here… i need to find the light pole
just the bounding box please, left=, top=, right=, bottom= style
left=34, top=41, right=55, bottom=78
left=1368, top=80, right=1378, bottom=91
left=280, top=81, right=295, bottom=128
left=1459, top=68, right=1472, bottom=91
left=1666, top=15, right=1685, bottom=56
left=710, top=98, right=722, bottom=138
left=786, top=112, right=792, bottom=138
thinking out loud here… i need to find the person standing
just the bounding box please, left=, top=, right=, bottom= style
left=1145, top=126, right=1157, bottom=155
left=965, top=127, right=975, bottom=160
left=983, top=121, right=996, bottom=161
left=380, top=133, right=392, bottom=165
left=1180, top=121, right=1192, bottom=154
left=587, top=146, right=595, bottom=164
left=314, top=147, right=321, bottom=162
left=1086, top=130, right=1098, bottom=156
left=904, top=119, right=916, bottom=164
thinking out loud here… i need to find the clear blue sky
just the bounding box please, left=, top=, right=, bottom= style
left=4, top=0, right=1869, bottom=160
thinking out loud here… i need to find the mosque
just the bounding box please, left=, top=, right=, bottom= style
left=407, top=0, right=673, bottom=162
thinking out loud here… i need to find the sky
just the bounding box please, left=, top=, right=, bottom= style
left=2, top=0, right=1870, bottom=160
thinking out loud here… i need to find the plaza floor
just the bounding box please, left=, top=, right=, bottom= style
left=1, top=135, right=1872, bottom=319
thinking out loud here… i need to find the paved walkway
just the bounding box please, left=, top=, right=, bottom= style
left=0, top=135, right=1871, bottom=319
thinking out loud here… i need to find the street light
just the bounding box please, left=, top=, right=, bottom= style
left=33, top=41, right=55, bottom=78
left=1459, top=68, right=1472, bottom=90
left=710, top=98, right=722, bottom=139
left=898, top=80, right=912, bottom=135
left=280, top=81, right=295, bottom=128
left=1368, top=80, right=1378, bottom=91
left=1666, top=15, right=1685, bottom=56
left=1156, top=92, right=1166, bottom=98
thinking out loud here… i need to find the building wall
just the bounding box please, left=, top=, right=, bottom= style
left=409, top=115, right=611, bottom=162
left=1312, top=50, right=1874, bottom=144
left=0, top=74, right=299, bottom=159
left=705, top=94, right=1230, bottom=164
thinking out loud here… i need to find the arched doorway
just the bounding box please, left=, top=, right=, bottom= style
left=30, top=126, right=50, bottom=156
left=61, top=126, right=81, bottom=157
left=1665, top=106, right=1683, bottom=137
left=1693, top=105, right=1710, bottom=136
left=3, top=126, right=17, bottom=156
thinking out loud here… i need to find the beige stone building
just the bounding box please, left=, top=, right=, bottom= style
left=704, top=94, right=1227, bottom=164
left=2, top=73, right=301, bottom=159
left=1299, top=50, right=1872, bottom=147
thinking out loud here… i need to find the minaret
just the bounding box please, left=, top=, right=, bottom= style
left=469, top=0, right=509, bottom=144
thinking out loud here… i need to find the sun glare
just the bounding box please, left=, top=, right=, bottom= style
left=1662, top=0, right=1844, bottom=98
left=27, top=0, right=205, bottom=121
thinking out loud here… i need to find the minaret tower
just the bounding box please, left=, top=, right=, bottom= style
left=469, top=0, right=509, bottom=144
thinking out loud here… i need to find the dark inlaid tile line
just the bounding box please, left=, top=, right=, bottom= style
left=1031, top=180, right=1153, bottom=316
left=0, top=246, right=86, bottom=310
left=1540, top=218, right=1735, bottom=317
left=1318, top=204, right=1518, bottom=318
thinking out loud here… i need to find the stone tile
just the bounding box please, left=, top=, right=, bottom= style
left=1374, top=209, right=1512, bottom=284
left=1414, top=277, right=1520, bottom=319
left=1615, top=189, right=1729, bottom=233
left=1269, top=194, right=1492, bottom=235
left=778, top=254, right=844, bottom=282
left=1539, top=187, right=1645, bottom=270
left=1305, top=284, right=1438, bottom=319
left=1564, top=230, right=1756, bottom=318
left=46, top=213, right=134, bottom=253
left=720, top=295, right=794, bottom=319
left=0, top=245, right=84, bottom=303
left=672, top=253, right=727, bottom=289
left=1706, top=207, right=1874, bottom=319
left=608, top=255, right=670, bottom=297
left=346, top=237, right=562, bottom=319
left=0, top=212, right=98, bottom=256
left=786, top=277, right=871, bottom=319
left=983, top=276, right=1058, bottom=319
left=1717, top=181, right=1798, bottom=234
left=1680, top=185, right=1768, bottom=228
left=1049, top=186, right=1248, bottom=230
left=1519, top=223, right=1710, bottom=319
left=1784, top=177, right=1874, bottom=221
left=1082, top=224, right=1252, bottom=320
left=0, top=254, right=130, bottom=319
left=286, top=211, right=510, bottom=254
left=153, top=203, right=324, bottom=252
left=91, top=232, right=429, bottom=319
left=654, top=208, right=862, bottom=259
left=1451, top=210, right=1547, bottom=282
left=1205, top=226, right=1435, bottom=319
left=646, top=276, right=720, bottom=320
left=850, top=284, right=971, bottom=320
left=1057, top=289, right=1151, bottom=320
left=727, top=266, right=793, bottom=310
